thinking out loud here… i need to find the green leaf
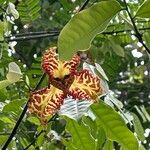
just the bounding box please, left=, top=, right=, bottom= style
left=91, top=101, right=138, bottom=150
left=132, top=113, right=145, bottom=142
left=0, top=135, right=8, bottom=147
left=95, top=63, right=109, bottom=81
left=143, top=31, right=150, bottom=49
left=0, top=120, right=5, bottom=131
left=58, top=0, right=122, bottom=60
left=0, top=115, right=14, bottom=124
left=135, top=0, right=150, bottom=18
left=139, top=144, right=146, bottom=150
left=0, top=21, right=4, bottom=41
left=108, top=37, right=125, bottom=57
left=3, top=99, right=26, bottom=114
left=27, top=116, right=41, bottom=126
left=37, top=132, right=45, bottom=147
left=83, top=116, right=106, bottom=150
left=0, top=88, right=8, bottom=101
left=65, top=118, right=96, bottom=150
left=102, top=140, right=113, bottom=150
left=82, top=116, right=98, bottom=139
left=0, top=80, right=11, bottom=90
left=17, top=0, right=41, bottom=22
left=43, top=143, right=56, bottom=150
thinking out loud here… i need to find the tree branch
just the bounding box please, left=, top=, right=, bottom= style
left=1, top=26, right=150, bottom=43
left=1, top=73, right=46, bottom=150
left=10, top=30, right=60, bottom=37
left=6, top=33, right=59, bottom=42
left=102, top=27, right=150, bottom=35
left=123, top=0, right=150, bottom=54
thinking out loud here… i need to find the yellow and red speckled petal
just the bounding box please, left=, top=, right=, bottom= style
left=69, top=69, right=102, bottom=101
left=28, top=86, right=65, bottom=124
left=42, top=47, right=58, bottom=76
left=69, top=54, right=80, bottom=73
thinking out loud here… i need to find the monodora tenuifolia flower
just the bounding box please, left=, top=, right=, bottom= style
left=28, top=47, right=104, bottom=124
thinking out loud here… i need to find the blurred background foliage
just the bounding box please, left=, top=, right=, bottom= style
left=0, top=0, right=150, bottom=150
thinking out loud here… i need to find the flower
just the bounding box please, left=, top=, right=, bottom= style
left=28, top=47, right=103, bottom=124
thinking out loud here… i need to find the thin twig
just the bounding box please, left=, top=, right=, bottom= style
left=6, top=33, right=59, bottom=42
left=102, top=27, right=150, bottom=35
left=123, top=0, right=150, bottom=54
left=78, top=0, right=90, bottom=12
left=1, top=73, right=46, bottom=150
left=1, top=26, right=150, bottom=43
left=9, top=31, right=60, bottom=37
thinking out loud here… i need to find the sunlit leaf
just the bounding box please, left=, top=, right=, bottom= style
left=91, top=101, right=138, bottom=150
left=58, top=0, right=122, bottom=60
left=135, top=0, right=150, bottom=18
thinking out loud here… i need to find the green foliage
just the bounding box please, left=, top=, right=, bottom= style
left=3, top=99, right=26, bottom=114
left=17, top=0, right=41, bottom=22
left=0, top=80, right=11, bottom=90
left=143, top=31, right=150, bottom=49
left=0, top=88, right=8, bottom=101
left=58, top=0, right=122, bottom=60
left=0, top=0, right=149, bottom=149
left=91, top=102, right=139, bottom=150
left=83, top=117, right=106, bottom=149
left=108, top=37, right=125, bottom=57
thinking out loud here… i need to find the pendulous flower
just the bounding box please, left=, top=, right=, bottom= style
left=28, top=47, right=103, bottom=124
